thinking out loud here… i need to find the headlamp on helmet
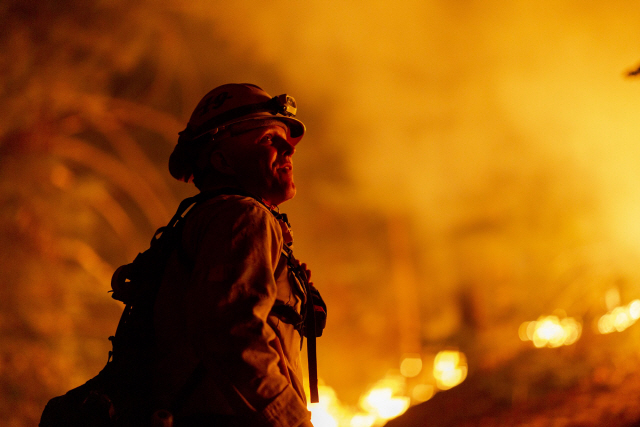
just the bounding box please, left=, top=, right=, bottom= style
left=273, top=94, right=297, bottom=117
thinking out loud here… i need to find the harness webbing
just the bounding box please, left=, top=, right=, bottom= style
left=281, top=244, right=319, bottom=403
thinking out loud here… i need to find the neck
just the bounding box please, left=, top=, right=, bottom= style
left=198, top=183, right=278, bottom=211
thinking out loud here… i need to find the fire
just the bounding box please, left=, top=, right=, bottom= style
left=308, top=385, right=345, bottom=427
left=306, top=375, right=416, bottom=426
left=433, top=351, right=468, bottom=390
left=310, top=409, right=338, bottom=427
left=308, top=351, right=469, bottom=426
left=349, top=413, right=377, bottom=427
left=359, top=378, right=411, bottom=420
left=519, top=314, right=582, bottom=348
left=597, top=299, right=640, bottom=334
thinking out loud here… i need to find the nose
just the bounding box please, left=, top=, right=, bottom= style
left=279, top=140, right=296, bottom=157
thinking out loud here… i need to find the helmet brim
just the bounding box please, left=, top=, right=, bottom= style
left=202, top=112, right=305, bottom=144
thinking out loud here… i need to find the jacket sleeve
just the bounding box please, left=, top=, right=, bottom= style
left=183, top=199, right=312, bottom=427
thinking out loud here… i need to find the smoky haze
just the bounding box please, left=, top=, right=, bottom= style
left=3, top=0, right=640, bottom=425
left=226, top=0, right=640, bottom=398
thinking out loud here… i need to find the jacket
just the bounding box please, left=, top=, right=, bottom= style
left=152, top=194, right=312, bottom=427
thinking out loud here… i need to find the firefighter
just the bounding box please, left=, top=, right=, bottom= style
left=153, top=83, right=322, bottom=427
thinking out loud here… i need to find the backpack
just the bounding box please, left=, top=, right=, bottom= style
left=39, top=192, right=211, bottom=427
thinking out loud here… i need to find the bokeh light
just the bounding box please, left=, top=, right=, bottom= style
left=433, top=351, right=468, bottom=390
left=399, top=355, right=423, bottom=378
left=597, top=299, right=640, bottom=334
left=519, top=315, right=582, bottom=348
left=411, top=384, right=435, bottom=403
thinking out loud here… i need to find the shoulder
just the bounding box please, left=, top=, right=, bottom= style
left=185, top=194, right=282, bottom=241
left=195, top=194, right=274, bottom=224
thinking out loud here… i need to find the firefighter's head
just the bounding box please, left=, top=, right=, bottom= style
left=169, top=84, right=305, bottom=206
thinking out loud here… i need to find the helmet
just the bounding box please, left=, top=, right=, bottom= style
left=180, top=83, right=305, bottom=144
left=169, top=84, right=305, bottom=184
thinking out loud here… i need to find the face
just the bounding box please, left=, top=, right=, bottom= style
left=220, top=124, right=297, bottom=206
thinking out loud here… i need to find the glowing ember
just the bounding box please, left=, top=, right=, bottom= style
left=597, top=299, right=640, bottom=334
left=519, top=315, right=582, bottom=348
left=433, top=350, right=468, bottom=390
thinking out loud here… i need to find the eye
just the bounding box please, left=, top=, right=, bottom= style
left=260, top=134, right=273, bottom=145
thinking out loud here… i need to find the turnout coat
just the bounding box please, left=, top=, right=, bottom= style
left=152, top=194, right=312, bottom=427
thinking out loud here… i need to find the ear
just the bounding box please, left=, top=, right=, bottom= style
left=210, top=149, right=236, bottom=176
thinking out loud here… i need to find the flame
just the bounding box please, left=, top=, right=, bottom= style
left=349, top=413, right=377, bottom=427
left=597, top=299, right=640, bottom=334
left=308, top=385, right=344, bottom=427
left=358, top=375, right=411, bottom=421
left=308, top=351, right=468, bottom=426
left=360, top=387, right=411, bottom=420
left=310, top=408, right=339, bottom=427
left=433, top=350, right=468, bottom=390
left=308, top=376, right=411, bottom=427
left=519, top=315, right=582, bottom=348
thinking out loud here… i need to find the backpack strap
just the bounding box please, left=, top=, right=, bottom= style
left=280, top=244, right=320, bottom=403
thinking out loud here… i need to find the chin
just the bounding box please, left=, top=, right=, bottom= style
left=284, top=187, right=296, bottom=202
left=271, top=185, right=296, bottom=206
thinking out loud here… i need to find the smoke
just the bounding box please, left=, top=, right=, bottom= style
left=193, top=0, right=640, bottom=291
left=4, top=0, right=640, bottom=418
left=188, top=1, right=640, bottom=236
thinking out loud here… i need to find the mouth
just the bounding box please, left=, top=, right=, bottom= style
left=277, top=163, right=293, bottom=172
